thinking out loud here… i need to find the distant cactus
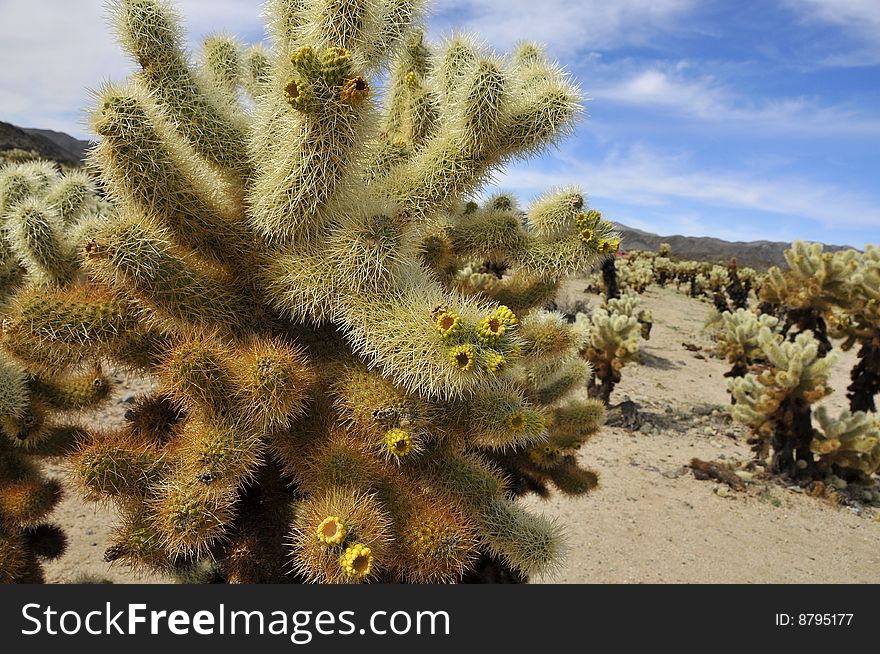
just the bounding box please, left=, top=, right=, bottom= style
left=724, top=257, right=749, bottom=310
left=573, top=296, right=642, bottom=404
left=709, top=308, right=780, bottom=380
left=760, top=242, right=857, bottom=357
left=728, top=329, right=835, bottom=478
left=618, top=256, right=653, bottom=294
left=0, top=0, right=618, bottom=583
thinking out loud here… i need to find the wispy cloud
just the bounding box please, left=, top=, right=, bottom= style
left=428, top=0, right=695, bottom=55
left=784, top=0, right=880, bottom=66
left=786, top=0, right=880, bottom=38
left=494, top=143, right=880, bottom=231
left=589, top=63, right=880, bottom=136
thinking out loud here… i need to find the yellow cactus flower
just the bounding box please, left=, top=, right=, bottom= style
left=323, top=46, right=351, bottom=65
left=596, top=238, right=617, bottom=254
left=476, top=314, right=505, bottom=345
left=339, top=543, right=373, bottom=579
left=579, top=228, right=595, bottom=244
left=290, top=45, right=315, bottom=65
left=493, top=305, right=518, bottom=327
left=384, top=428, right=413, bottom=457
left=283, top=79, right=301, bottom=106
left=485, top=351, right=506, bottom=375
left=507, top=411, right=527, bottom=433
left=449, top=344, right=475, bottom=371
left=436, top=311, right=461, bottom=339
left=405, top=71, right=418, bottom=88
left=316, top=515, right=347, bottom=546
left=575, top=209, right=601, bottom=228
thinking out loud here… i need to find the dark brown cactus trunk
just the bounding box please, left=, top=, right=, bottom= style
left=847, top=339, right=879, bottom=413
left=601, top=257, right=619, bottom=300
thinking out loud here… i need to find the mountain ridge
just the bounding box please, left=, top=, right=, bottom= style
left=613, top=223, right=855, bottom=270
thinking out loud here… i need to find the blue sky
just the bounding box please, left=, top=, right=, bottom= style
left=1, top=0, right=877, bottom=247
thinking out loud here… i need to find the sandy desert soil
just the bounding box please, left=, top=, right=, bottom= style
left=42, top=284, right=879, bottom=584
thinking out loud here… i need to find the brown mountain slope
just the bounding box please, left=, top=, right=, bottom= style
left=615, top=223, right=855, bottom=270
left=0, top=120, right=86, bottom=165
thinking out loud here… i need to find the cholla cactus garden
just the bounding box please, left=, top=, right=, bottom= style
left=0, top=0, right=618, bottom=583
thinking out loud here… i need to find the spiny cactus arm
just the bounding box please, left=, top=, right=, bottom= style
left=75, top=433, right=166, bottom=501
left=458, top=203, right=618, bottom=283
left=0, top=354, right=28, bottom=419
left=380, top=28, right=435, bottom=149
left=478, top=270, right=561, bottom=316
left=265, top=0, right=310, bottom=55
left=43, top=170, right=96, bottom=226
left=383, top=42, right=581, bottom=221
left=28, top=369, right=111, bottom=412
left=518, top=310, right=581, bottom=362
left=446, top=383, right=548, bottom=450
left=6, top=425, right=88, bottom=457
left=4, top=198, right=78, bottom=287
left=82, top=214, right=259, bottom=334
left=89, top=86, right=250, bottom=266
left=242, top=44, right=273, bottom=100
left=0, top=167, right=38, bottom=219
left=248, top=45, right=376, bottom=244
left=548, top=398, right=606, bottom=449
left=1, top=285, right=137, bottom=371
left=372, top=0, right=426, bottom=68
left=111, top=0, right=250, bottom=175
left=412, top=444, right=562, bottom=576
left=338, top=279, right=523, bottom=399
left=298, top=0, right=406, bottom=69
left=152, top=478, right=238, bottom=558
left=530, top=357, right=592, bottom=405
left=290, top=486, right=392, bottom=583
left=199, top=34, right=244, bottom=99
left=526, top=187, right=585, bottom=240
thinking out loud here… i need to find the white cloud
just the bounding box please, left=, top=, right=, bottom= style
left=588, top=64, right=880, bottom=136
left=494, top=143, right=880, bottom=230
left=428, top=0, right=695, bottom=56
left=784, top=0, right=880, bottom=66
left=786, top=0, right=880, bottom=38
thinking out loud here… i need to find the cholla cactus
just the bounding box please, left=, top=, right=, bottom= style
left=760, top=241, right=857, bottom=356
left=729, top=329, right=835, bottom=477
left=1, top=162, right=105, bottom=302
left=653, top=255, right=673, bottom=287
left=606, top=292, right=652, bottom=340
left=617, top=256, right=653, bottom=294
left=573, top=301, right=641, bottom=404
left=834, top=245, right=880, bottom=412
left=812, top=406, right=880, bottom=480
left=0, top=0, right=619, bottom=583
left=0, top=161, right=107, bottom=583
left=709, top=308, right=780, bottom=379
left=724, top=257, right=749, bottom=311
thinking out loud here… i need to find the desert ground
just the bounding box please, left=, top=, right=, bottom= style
left=42, top=284, right=879, bottom=584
